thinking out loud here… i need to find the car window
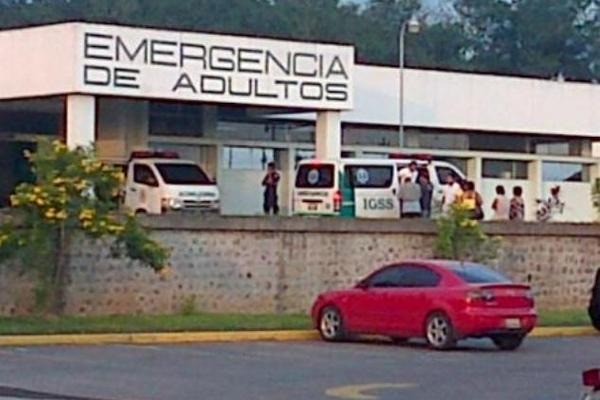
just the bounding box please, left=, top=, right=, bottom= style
left=451, top=264, right=510, bottom=284
left=344, top=165, right=394, bottom=188
left=436, top=166, right=457, bottom=184
left=397, top=265, right=441, bottom=288
left=367, top=267, right=403, bottom=288
left=133, top=164, right=158, bottom=187
left=296, top=164, right=335, bottom=188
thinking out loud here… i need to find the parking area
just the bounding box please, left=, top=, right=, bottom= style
left=0, top=337, right=598, bottom=400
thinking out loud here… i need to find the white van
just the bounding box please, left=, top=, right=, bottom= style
left=391, top=155, right=466, bottom=211
left=293, top=156, right=465, bottom=219
left=123, top=151, right=220, bottom=215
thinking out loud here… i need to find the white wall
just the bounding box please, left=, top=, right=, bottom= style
left=541, top=181, right=595, bottom=223
left=0, top=24, right=78, bottom=99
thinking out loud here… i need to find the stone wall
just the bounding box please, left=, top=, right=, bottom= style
left=0, top=216, right=598, bottom=316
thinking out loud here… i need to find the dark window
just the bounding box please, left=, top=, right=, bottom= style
left=295, top=164, right=335, bottom=188
left=133, top=164, right=158, bottom=187
left=482, top=160, right=528, bottom=179
left=155, top=163, right=212, bottom=185
left=367, top=265, right=440, bottom=288
left=450, top=264, right=510, bottom=284
left=436, top=166, right=458, bottom=184
left=344, top=165, right=394, bottom=188
left=397, top=266, right=441, bottom=288
left=367, top=267, right=403, bottom=288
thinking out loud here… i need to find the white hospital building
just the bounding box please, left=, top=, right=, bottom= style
left=1, top=22, right=599, bottom=221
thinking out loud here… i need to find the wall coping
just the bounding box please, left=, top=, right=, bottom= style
left=141, top=215, right=600, bottom=238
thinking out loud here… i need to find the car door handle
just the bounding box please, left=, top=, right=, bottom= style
left=130, top=188, right=137, bottom=192
left=392, top=188, right=397, bottom=195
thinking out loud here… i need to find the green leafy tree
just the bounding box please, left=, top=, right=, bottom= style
left=435, top=203, right=501, bottom=262
left=0, top=140, right=169, bottom=315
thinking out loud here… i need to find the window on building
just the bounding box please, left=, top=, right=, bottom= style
left=482, top=160, right=528, bottom=179
left=149, top=102, right=205, bottom=136
left=406, top=130, right=468, bottom=150
left=542, top=162, right=590, bottom=182
left=343, top=125, right=399, bottom=147
left=223, top=147, right=274, bottom=170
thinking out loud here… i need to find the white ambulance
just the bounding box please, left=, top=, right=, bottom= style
left=292, top=155, right=465, bottom=219
left=123, top=151, right=220, bottom=215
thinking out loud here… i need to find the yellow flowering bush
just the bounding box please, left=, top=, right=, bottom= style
left=434, top=203, right=501, bottom=262
left=0, top=140, right=169, bottom=314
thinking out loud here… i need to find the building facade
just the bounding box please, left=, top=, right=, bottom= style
left=1, top=22, right=599, bottom=221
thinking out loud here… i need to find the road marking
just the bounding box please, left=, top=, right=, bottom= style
left=325, top=383, right=417, bottom=400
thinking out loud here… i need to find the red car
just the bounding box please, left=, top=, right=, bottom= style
left=311, top=260, right=537, bottom=350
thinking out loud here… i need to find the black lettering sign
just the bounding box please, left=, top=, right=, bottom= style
left=84, top=33, right=113, bottom=60
left=325, top=83, right=348, bottom=101
left=150, top=40, right=177, bottom=66
left=293, top=53, right=318, bottom=77
left=116, top=36, right=148, bottom=63
left=172, top=73, right=197, bottom=93
left=209, top=46, right=235, bottom=71
left=84, top=65, right=111, bottom=86
left=200, top=75, right=226, bottom=94
left=300, top=82, right=323, bottom=100
left=180, top=43, right=206, bottom=68
left=114, top=67, right=140, bottom=88
left=238, top=48, right=263, bottom=73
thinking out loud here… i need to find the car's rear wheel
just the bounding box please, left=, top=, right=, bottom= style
left=425, top=312, right=456, bottom=350
left=491, top=334, right=525, bottom=351
left=318, top=306, right=346, bottom=342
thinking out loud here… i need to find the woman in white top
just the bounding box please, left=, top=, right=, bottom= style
left=491, top=185, right=510, bottom=220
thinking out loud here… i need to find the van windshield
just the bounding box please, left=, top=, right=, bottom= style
left=296, top=164, right=335, bottom=188
left=345, top=165, right=394, bottom=188
left=155, top=163, right=212, bottom=185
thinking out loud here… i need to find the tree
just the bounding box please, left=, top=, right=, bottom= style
left=434, top=203, right=501, bottom=262
left=455, top=0, right=600, bottom=81
left=0, top=140, right=169, bottom=314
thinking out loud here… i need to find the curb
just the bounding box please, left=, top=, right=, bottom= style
left=0, top=327, right=595, bottom=347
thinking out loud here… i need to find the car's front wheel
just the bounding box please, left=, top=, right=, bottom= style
left=425, top=312, right=456, bottom=350
left=491, top=334, right=525, bottom=351
left=318, top=306, right=346, bottom=342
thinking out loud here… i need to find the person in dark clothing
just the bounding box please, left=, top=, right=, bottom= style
left=588, top=268, right=600, bottom=331
left=262, top=161, right=280, bottom=215
left=418, top=174, right=433, bottom=218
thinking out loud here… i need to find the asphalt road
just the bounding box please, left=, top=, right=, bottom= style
left=0, top=337, right=598, bottom=400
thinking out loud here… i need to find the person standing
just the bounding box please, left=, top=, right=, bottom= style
left=491, top=185, right=510, bottom=220
left=462, top=181, right=484, bottom=220
left=398, top=177, right=422, bottom=218
left=262, top=161, right=280, bottom=215
left=418, top=174, right=433, bottom=218
left=441, top=174, right=463, bottom=214
left=509, top=186, right=525, bottom=221
left=399, top=161, right=418, bottom=183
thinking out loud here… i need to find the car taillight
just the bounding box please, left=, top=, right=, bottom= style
left=333, top=190, right=342, bottom=212
left=466, top=289, right=495, bottom=305
left=583, top=369, right=600, bottom=389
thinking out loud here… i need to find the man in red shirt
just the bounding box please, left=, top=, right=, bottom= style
left=262, top=161, right=280, bottom=215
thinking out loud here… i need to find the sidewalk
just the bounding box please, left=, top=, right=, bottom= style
left=0, top=326, right=595, bottom=347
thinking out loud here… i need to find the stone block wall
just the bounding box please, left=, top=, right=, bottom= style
left=0, top=216, right=598, bottom=315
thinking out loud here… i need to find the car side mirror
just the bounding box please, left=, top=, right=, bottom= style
left=355, top=281, right=368, bottom=290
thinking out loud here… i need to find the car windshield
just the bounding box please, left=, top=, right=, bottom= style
left=450, top=263, right=510, bottom=284
left=155, top=163, right=212, bottom=185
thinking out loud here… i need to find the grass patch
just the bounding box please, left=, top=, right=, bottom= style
left=0, top=313, right=312, bottom=336
left=0, top=309, right=589, bottom=336
left=538, top=309, right=590, bottom=327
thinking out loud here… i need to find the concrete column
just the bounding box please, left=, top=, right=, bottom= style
left=466, top=156, right=483, bottom=190
left=590, top=163, right=600, bottom=222
left=315, top=111, right=341, bottom=160
left=528, top=159, right=543, bottom=221
left=65, top=95, right=96, bottom=149
left=96, top=98, right=149, bottom=163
